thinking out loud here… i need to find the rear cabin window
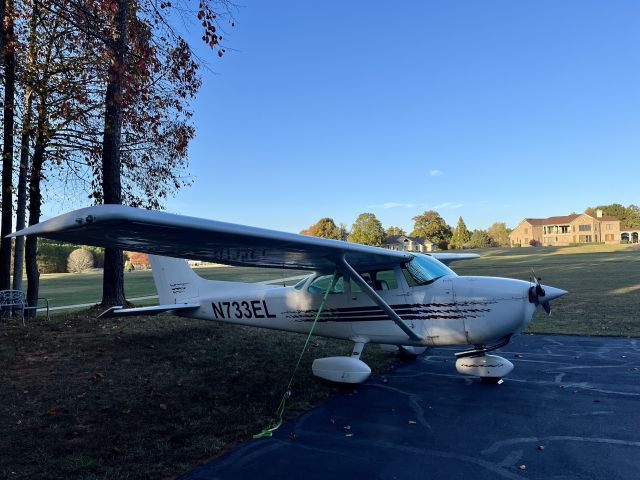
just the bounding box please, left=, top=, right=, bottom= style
left=308, top=274, right=345, bottom=294
left=293, top=276, right=310, bottom=290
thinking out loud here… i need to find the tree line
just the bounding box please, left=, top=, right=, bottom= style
left=299, top=211, right=513, bottom=250
left=584, top=204, right=640, bottom=230
left=0, top=0, right=232, bottom=313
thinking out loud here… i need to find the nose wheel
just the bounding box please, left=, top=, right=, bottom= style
left=455, top=353, right=514, bottom=382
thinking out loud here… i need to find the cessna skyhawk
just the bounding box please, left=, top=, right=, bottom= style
left=11, top=205, right=567, bottom=383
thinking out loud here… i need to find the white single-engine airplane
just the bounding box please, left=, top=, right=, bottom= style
left=11, top=205, right=567, bottom=384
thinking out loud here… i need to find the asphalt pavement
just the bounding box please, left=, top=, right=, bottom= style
left=180, top=334, right=640, bottom=480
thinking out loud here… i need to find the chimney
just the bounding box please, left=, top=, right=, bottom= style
left=596, top=209, right=603, bottom=218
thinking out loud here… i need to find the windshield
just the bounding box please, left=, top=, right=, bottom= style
left=404, top=254, right=455, bottom=286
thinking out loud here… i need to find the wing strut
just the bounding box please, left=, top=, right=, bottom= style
left=337, top=256, right=423, bottom=342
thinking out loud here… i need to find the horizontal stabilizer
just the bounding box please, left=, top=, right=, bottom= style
left=98, top=303, right=200, bottom=319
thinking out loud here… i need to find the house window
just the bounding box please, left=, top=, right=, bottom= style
left=578, top=224, right=591, bottom=231
left=524, top=228, right=528, bottom=234
left=561, top=226, right=569, bottom=233
left=606, top=224, right=613, bottom=231
left=605, top=234, right=614, bottom=241
left=525, top=238, right=529, bottom=244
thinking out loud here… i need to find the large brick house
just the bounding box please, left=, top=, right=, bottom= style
left=509, top=210, right=620, bottom=247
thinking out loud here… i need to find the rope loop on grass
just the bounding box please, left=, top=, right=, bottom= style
left=253, top=270, right=339, bottom=439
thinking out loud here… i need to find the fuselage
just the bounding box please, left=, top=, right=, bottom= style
left=181, top=268, right=542, bottom=348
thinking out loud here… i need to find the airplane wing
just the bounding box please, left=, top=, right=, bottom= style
left=10, top=205, right=413, bottom=272
left=430, top=253, right=480, bottom=265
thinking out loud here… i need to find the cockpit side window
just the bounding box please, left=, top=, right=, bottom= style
left=308, top=274, right=345, bottom=295
left=403, top=255, right=455, bottom=286
left=350, top=269, right=399, bottom=292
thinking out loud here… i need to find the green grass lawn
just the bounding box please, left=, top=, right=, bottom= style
left=451, top=243, right=640, bottom=336
left=33, top=266, right=309, bottom=308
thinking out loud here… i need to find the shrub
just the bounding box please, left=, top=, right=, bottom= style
left=67, top=248, right=95, bottom=273
left=37, top=240, right=77, bottom=273
left=529, top=239, right=538, bottom=246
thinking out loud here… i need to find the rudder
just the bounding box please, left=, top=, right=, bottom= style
left=149, top=255, right=202, bottom=304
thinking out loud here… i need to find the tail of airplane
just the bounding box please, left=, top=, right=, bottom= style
left=148, top=255, right=204, bottom=304
left=100, top=254, right=271, bottom=319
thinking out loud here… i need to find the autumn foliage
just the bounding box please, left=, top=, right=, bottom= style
left=127, top=251, right=150, bottom=269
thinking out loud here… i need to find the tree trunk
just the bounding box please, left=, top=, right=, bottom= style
left=13, top=4, right=38, bottom=291
left=100, top=0, right=129, bottom=307
left=12, top=89, right=32, bottom=291
left=0, top=0, right=16, bottom=290
left=25, top=115, right=46, bottom=314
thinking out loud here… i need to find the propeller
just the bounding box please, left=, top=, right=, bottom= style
left=529, top=269, right=551, bottom=315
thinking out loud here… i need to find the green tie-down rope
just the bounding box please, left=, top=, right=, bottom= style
left=253, top=271, right=338, bottom=439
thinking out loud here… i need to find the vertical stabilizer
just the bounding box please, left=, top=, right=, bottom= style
left=149, top=255, right=202, bottom=304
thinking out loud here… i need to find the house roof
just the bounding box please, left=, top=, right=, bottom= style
left=523, top=213, right=620, bottom=226
left=524, top=214, right=580, bottom=226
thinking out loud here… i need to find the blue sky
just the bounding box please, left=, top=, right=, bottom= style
left=164, top=0, right=640, bottom=233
